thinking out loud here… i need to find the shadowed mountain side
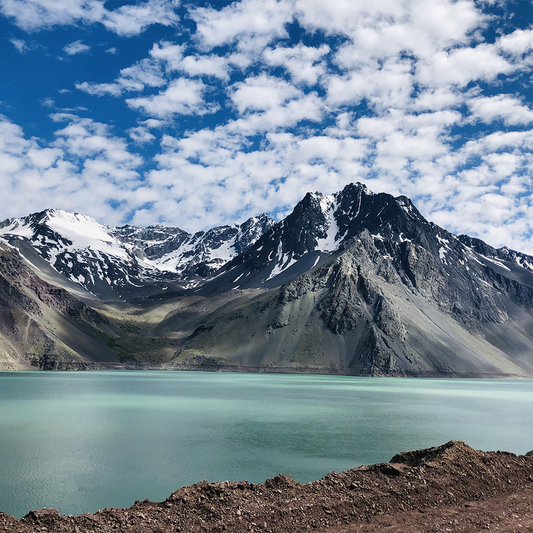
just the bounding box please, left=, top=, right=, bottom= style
left=0, top=243, right=120, bottom=369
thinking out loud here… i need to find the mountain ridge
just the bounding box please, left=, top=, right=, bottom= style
left=0, top=208, right=275, bottom=299
left=1, top=182, right=533, bottom=376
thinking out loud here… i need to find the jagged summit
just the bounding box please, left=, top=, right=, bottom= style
left=210, top=182, right=441, bottom=290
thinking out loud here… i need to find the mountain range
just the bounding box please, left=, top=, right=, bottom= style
left=1, top=182, right=533, bottom=376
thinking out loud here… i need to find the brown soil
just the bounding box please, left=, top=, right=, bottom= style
left=1, top=441, right=533, bottom=533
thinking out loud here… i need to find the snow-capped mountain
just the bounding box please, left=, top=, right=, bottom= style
left=208, top=182, right=533, bottom=292
left=3, top=182, right=533, bottom=377
left=181, top=183, right=533, bottom=377
left=115, top=212, right=274, bottom=277
left=0, top=209, right=274, bottom=299
left=203, top=183, right=433, bottom=289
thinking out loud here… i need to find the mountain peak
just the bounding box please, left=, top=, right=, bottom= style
left=23, top=208, right=97, bottom=228
left=3, top=183, right=533, bottom=378
left=0, top=207, right=276, bottom=298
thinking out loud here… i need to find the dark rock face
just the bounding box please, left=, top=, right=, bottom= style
left=2, top=183, right=533, bottom=375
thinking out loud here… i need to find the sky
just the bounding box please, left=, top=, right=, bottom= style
left=1, top=0, right=533, bottom=252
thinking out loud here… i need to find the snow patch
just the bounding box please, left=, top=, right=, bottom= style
left=267, top=255, right=297, bottom=281
left=439, top=246, right=448, bottom=264
left=0, top=221, right=34, bottom=239
left=481, top=255, right=511, bottom=272
left=514, top=255, right=533, bottom=271
left=316, top=196, right=340, bottom=253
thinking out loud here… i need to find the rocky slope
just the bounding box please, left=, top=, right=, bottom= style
left=2, top=441, right=533, bottom=532
left=0, top=242, right=119, bottom=370
left=2, top=183, right=533, bottom=375
left=180, top=185, right=533, bottom=376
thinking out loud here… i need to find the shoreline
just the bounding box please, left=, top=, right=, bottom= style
left=1, top=361, right=531, bottom=379
left=2, top=441, right=533, bottom=532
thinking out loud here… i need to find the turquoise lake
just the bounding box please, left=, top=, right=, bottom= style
left=0, top=371, right=532, bottom=518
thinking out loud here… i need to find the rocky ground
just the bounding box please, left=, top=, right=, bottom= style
left=1, top=441, right=532, bottom=533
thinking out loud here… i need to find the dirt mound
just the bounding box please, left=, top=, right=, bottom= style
left=1, top=441, right=533, bottom=533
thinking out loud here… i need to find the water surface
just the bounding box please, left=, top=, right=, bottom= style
left=0, top=371, right=532, bottom=518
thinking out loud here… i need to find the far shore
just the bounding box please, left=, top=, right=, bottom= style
left=1, top=360, right=531, bottom=378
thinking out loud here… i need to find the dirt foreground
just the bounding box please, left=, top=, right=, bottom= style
left=1, top=441, right=533, bottom=533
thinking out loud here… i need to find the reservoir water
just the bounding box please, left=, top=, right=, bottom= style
left=0, top=371, right=532, bottom=518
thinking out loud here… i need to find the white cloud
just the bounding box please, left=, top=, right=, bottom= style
left=76, top=81, right=123, bottom=97
left=10, top=37, right=27, bottom=53
left=0, top=115, right=146, bottom=224
left=126, top=78, right=216, bottom=118
left=52, top=116, right=142, bottom=169
left=327, top=59, right=414, bottom=109
left=412, top=88, right=461, bottom=112
left=142, top=118, right=167, bottom=129
left=230, top=74, right=301, bottom=113
left=149, top=41, right=184, bottom=71
left=191, top=0, right=293, bottom=53
left=77, top=58, right=165, bottom=96
left=101, top=0, right=179, bottom=37
left=180, top=55, right=230, bottom=80
left=76, top=41, right=229, bottom=101
left=468, top=95, right=533, bottom=126
left=117, top=59, right=166, bottom=90
left=0, top=0, right=179, bottom=36
left=416, top=44, right=514, bottom=87
left=152, top=41, right=233, bottom=82
left=9, top=37, right=41, bottom=53
left=128, top=126, right=156, bottom=145
left=263, top=44, right=330, bottom=86
left=498, top=28, right=533, bottom=57
left=41, top=98, right=55, bottom=108
left=295, top=0, right=482, bottom=59
left=1, top=0, right=104, bottom=32
left=63, top=40, right=90, bottom=55
left=227, top=92, right=324, bottom=135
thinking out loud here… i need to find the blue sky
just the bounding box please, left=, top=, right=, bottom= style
left=1, top=0, right=533, bottom=252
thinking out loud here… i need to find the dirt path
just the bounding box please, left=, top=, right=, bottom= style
left=1, top=441, right=532, bottom=533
